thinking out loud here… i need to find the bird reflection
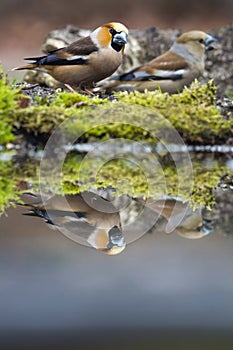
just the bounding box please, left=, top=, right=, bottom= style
left=19, top=191, right=126, bottom=255
left=19, top=190, right=215, bottom=254
left=137, top=197, right=214, bottom=239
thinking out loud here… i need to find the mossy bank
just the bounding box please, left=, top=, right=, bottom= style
left=0, top=66, right=232, bottom=214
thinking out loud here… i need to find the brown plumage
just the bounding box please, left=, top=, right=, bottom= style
left=137, top=197, right=213, bottom=239
left=101, top=30, right=217, bottom=94
left=13, top=22, right=128, bottom=91
left=19, top=191, right=126, bottom=255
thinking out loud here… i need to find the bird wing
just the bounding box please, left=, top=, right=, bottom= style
left=119, top=51, right=189, bottom=82
left=63, top=35, right=99, bottom=56
left=24, top=36, right=99, bottom=67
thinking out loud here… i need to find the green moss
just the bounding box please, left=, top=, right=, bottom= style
left=191, top=161, right=223, bottom=209
left=59, top=152, right=229, bottom=208
left=13, top=102, right=160, bottom=143
left=117, top=80, right=233, bottom=143
left=14, top=105, right=71, bottom=134
left=1, top=70, right=232, bottom=212
left=3, top=147, right=231, bottom=209
left=11, top=80, right=233, bottom=145
left=0, top=67, right=21, bottom=144
left=93, top=157, right=227, bottom=208
left=0, top=157, right=20, bottom=215
left=62, top=154, right=156, bottom=197
left=51, top=90, right=109, bottom=108
left=13, top=93, right=111, bottom=137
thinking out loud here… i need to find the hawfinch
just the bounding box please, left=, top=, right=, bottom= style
left=19, top=191, right=126, bottom=255
left=14, top=22, right=128, bottom=91
left=103, top=30, right=217, bottom=94
left=138, top=197, right=213, bottom=239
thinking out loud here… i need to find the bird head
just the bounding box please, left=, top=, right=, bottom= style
left=91, top=22, right=128, bottom=52
left=173, top=207, right=214, bottom=239
left=176, top=30, right=218, bottom=55
left=87, top=225, right=126, bottom=255
left=176, top=223, right=213, bottom=239
left=104, top=225, right=126, bottom=255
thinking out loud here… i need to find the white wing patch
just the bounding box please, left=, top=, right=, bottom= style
left=66, top=55, right=89, bottom=61
left=64, top=215, right=87, bottom=222
left=153, top=69, right=186, bottom=79
left=133, top=68, right=186, bottom=80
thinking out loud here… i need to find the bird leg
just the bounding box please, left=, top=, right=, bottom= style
left=64, top=83, right=95, bottom=95
left=64, top=84, right=77, bottom=93
left=82, top=88, right=95, bottom=95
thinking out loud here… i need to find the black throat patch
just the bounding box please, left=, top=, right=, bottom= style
left=111, top=41, right=123, bottom=52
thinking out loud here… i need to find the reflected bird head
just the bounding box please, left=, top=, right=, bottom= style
left=88, top=225, right=126, bottom=255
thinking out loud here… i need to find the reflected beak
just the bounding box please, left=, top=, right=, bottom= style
left=100, top=225, right=126, bottom=255
left=87, top=225, right=126, bottom=255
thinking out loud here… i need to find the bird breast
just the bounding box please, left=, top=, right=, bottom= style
left=89, top=47, right=123, bottom=78
left=50, top=47, right=123, bottom=87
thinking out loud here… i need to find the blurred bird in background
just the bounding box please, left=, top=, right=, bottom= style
left=13, top=22, right=128, bottom=92
left=102, top=30, right=217, bottom=93
left=18, top=191, right=126, bottom=255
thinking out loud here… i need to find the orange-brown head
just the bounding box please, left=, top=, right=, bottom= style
left=91, top=22, right=128, bottom=52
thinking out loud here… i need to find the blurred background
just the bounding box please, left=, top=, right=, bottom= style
left=1, top=0, right=233, bottom=75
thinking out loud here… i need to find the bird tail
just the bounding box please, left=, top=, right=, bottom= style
left=12, top=63, right=37, bottom=71
left=12, top=56, right=46, bottom=71
left=17, top=201, right=52, bottom=221
left=16, top=202, right=37, bottom=210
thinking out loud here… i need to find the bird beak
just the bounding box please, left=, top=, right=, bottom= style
left=205, top=35, right=218, bottom=51
left=113, top=31, right=128, bottom=45
left=200, top=218, right=214, bottom=235
left=100, top=225, right=126, bottom=255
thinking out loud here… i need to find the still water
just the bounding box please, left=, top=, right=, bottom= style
left=0, top=147, right=232, bottom=349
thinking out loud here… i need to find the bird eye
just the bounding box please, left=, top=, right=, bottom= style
left=109, top=27, right=117, bottom=36
left=199, top=38, right=205, bottom=44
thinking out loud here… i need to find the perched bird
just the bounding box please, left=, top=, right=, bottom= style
left=102, top=30, right=217, bottom=94
left=19, top=191, right=126, bottom=255
left=13, top=22, right=128, bottom=92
